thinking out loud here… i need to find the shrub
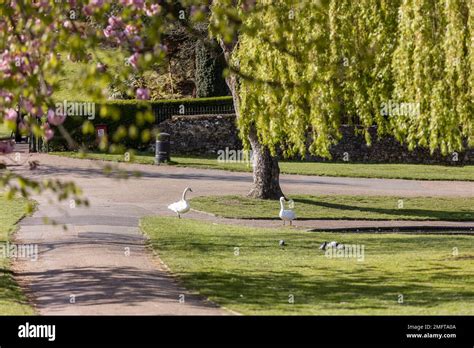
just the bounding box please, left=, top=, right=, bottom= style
left=195, top=39, right=229, bottom=98
left=46, top=97, right=234, bottom=152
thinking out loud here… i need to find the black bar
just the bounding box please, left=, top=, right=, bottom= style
left=0, top=316, right=472, bottom=346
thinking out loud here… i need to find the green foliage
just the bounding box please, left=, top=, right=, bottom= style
left=47, top=97, right=234, bottom=151
left=214, top=0, right=473, bottom=158
left=0, top=123, right=12, bottom=139
left=392, top=0, right=473, bottom=154
left=195, top=39, right=229, bottom=97
left=0, top=196, right=36, bottom=315
left=48, top=100, right=154, bottom=152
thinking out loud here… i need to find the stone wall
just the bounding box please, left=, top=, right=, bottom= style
left=159, top=114, right=242, bottom=156
left=159, top=114, right=473, bottom=164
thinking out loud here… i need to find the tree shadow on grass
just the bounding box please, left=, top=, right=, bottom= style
left=294, top=198, right=474, bottom=221
left=176, top=269, right=474, bottom=314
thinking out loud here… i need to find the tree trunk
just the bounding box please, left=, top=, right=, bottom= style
left=247, top=126, right=284, bottom=199
left=218, top=39, right=284, bottom=199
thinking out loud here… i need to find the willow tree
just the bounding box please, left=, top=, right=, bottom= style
left=212, top=0, right=473, bottom=199
left=392, top=0, right=473, bottom=154
left=212, top=0, right=401, bottom=198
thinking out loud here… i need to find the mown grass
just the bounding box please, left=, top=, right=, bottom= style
left=190, top=195, right=474, bottom=221
left=141, top=217, right=474, bottom=315
left=50, top=151, right=474, bottom=181
left=0, top=195, right=35, bottom=315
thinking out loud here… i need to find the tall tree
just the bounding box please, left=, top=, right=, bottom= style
left=211, top=0, right=472, bottom=199
left=195, top=38, right=229, bottom=97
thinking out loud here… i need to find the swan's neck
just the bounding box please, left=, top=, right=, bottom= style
left=280, top=199, right=285, bottom=211
left=182, top=188, right=189, bottom=201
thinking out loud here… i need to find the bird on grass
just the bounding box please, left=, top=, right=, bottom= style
left=320, top=241, right=345, bottom=251
left=279, top=196, right=296, bottom=226
left=168, top=187, right=193, bottom=218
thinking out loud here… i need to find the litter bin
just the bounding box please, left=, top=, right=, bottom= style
left=155, top=132, right=170, bottom=164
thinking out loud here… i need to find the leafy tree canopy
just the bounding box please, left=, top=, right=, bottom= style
left=212, top=0, right=473, bottom=158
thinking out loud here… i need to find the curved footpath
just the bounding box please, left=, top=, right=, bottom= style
left=11, top=154, right=474, bottom=315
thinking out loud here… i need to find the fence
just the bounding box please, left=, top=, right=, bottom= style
left=152, top=97, right=235, bottom=124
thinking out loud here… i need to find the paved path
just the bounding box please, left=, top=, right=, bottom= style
left=11, top=154, right=474, bottom=315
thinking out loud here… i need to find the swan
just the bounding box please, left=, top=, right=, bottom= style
left=168, top=187, right=193, bottom=218
left=279, top=197, right=296, bottom=226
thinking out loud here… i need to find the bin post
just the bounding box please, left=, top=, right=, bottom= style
left=155, top=132, right=170, bottom=165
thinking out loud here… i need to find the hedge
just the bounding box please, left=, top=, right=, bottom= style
left=46, top=96, right=234, bottom=152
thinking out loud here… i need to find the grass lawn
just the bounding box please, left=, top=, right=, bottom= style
left=191, top=195, right=474, bottom=221
left=0, top=196, right=35, bottom=315
left=141, top=217, right=474, bottom=315
left=49, top=151, right=474, bottom=181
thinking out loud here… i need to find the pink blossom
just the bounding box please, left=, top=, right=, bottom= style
left=83, top=5, right=93, bottom=16
left=47, top=109, right=66, bottom=126
left=32, top=106, right=44, bottom=118
left=124, top=24, right=138, bottom=37
left=123, top=0, right=145, bottom=9
left=127, top=53, right=139, bottom=68
left=103, top=26, right=114, bottom=38
left=42, top=123, right=54, bottom=141
left=0, top=90, right=13, bottom=103
left=108, top=16, right=123, bottom=28
left=146, top=4, right=161, bottom=16
left=4, top=108, right=17, bottom=122
left=136, top=88, right=150, bottom=100
left=21, top=99, right=34, bottom=113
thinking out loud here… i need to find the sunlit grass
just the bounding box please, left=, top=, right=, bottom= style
left=50, top=151, right=474, bottom=181
left=141, top=217, right=474, bottom=315
left=0, top=195, right=35, bottom=315
left=190, top=195, right=474, bottom=221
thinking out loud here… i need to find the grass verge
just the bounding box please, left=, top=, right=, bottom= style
left=0, top=195, right=35, bottom=315
left=141, top=217, right=474, bottom=315
left=190, top=195, right=474, bottom=221
left=49, top=151, right=474, bottom=182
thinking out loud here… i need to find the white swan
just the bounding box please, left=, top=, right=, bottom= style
left=168, top=187, right=193, bottom=218
left=279, top=197, right=296, bottom=226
